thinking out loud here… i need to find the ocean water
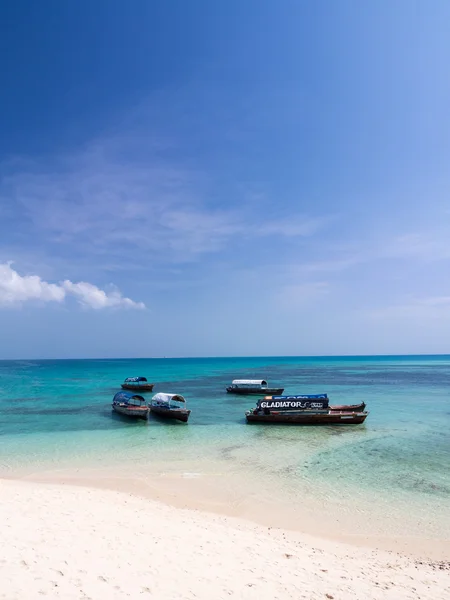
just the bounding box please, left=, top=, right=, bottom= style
left=1, top=355, right=449, bottom=540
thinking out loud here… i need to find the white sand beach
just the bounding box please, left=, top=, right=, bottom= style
left=1, top=478, right=448, bottom=600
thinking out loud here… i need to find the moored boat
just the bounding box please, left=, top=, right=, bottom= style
left=112, top=391, right=149, bottom=420
left=245, top=394, right=368, bottom=425
left=329, top=401, right=366, bottom=412
left=149, top=393, right=191, bottom=423
left=121, top=377, right=154, bottom=392
left=246, top=410, right=368, bottom=424
left=226, top=379, right=284, bottom=395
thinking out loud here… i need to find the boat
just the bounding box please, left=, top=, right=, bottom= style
left=245, top=394, right=368, bottom=425
left=329, top=401, right=366, bottom=412
left=149, top=393, right=191, bottom=423
left=226, top=379, right=284, bottom=395
left=246, top=410, right=368, bottom=424
left=112, top=391, right=149, bottom=420
left=121, top=377, right=154, bottom=392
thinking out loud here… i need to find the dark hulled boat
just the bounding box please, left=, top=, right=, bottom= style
left=121, top=377, right=155, bottom=392
left=226, top=379, right=284, bottom=395
left=149, top=393, right=191, bottom=423
left=246, top=410, right=368, bottom=424
left=329, top=401, right=366, bottom=412
left=112, top=391, right=149, bottom=420
left=245, top=394, right=368, bottom=425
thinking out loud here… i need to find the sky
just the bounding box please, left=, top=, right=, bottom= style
left=1, top=0, right=450, bottom=358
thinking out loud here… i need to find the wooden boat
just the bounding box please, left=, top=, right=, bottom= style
left=112, top=391, right=149, bottom=420
left=246, top=410, right=368, bottom=424
left=149, top=393, right=191, bottom=423
left=226, top=379, right=284, bottom=395
left=253, top=395, right=366, bottom=413
left=245, top=394, right=368, bottom=425
left=329, top=401, right=366, bottom=412
left=121, top=377, right=154, bottom=392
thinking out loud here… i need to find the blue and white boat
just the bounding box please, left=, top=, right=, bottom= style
left=226, top=379, right=284, bottom=395
left=112, top=391, right=149, bottom=420
left=121, top=377, right=154, bottom=392
left=149, top=393, right=191, bottom=423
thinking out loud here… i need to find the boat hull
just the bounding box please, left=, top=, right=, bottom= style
left=329, top=402, right=366, bottom=412
left=245, top=410, right=368, bottom=425
left=227, top=387, right=284, bottom=395
left=150, top=406, right=191, bottom=422
left=112, top=404, right=149, bottom=420
left=121, top=383, right=154, bottom=392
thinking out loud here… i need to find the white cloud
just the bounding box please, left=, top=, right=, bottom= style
left=380, top=232, right=450, bottom=261
left=0, top=137, right=328, bottom=271
left=282, top=225, right=450, bottom=278
left=0, top=263, right=145, bottom=310
left=286, top=256, right=361, bottom=274
left=367, top=296, right=450, bottom=320
left=62, top=280, right=145, bottom=310
left=0, top=262, right=65, bottom=305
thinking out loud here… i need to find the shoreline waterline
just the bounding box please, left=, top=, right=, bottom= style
left=4, top=458, right=449, bottom=561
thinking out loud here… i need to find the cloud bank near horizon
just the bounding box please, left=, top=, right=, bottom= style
left=0, top=262, right=145, bottom=310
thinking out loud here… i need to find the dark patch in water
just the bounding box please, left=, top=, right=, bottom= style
left=395, top=474, right=450, bottom=496
left=220, top=444, right=244, bottom=457
left=110, top=411, right=148, bottom=426
left=1, top=404, right=103, bottom=416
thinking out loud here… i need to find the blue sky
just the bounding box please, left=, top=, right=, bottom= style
left=1, top=0, right=450, bottom=358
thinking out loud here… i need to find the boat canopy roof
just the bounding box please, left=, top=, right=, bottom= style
left=152, top=392, right=186, bottom=404
left=113, top=391, right=145, bottom=403
left=231, top=379, right=267, bottom=386
left=124, top=376, right=148, bottom=382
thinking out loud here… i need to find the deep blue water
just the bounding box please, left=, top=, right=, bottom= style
left=0, top=355, right=449, bottom=536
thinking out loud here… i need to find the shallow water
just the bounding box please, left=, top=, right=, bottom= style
left=1, top=355, right=449, bottom=541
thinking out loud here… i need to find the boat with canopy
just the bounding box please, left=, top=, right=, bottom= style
left=245, top=394, right=368, bottom=425
left=112, top=391, right=149, bottom=420
left=121, top=377, right=155, bottom=392
left=226, top=379, right=284, bottom=395
left=149, top=393, right=191, bottom=423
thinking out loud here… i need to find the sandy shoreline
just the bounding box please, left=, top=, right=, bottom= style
left=1, top=478, right=449, bottom=600
left=8, top=463, right=450, bottom=561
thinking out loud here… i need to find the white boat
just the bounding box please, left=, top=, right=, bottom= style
left=226, top=379, right=284, bottom=395
left=149, top=393, right=191, bottom=422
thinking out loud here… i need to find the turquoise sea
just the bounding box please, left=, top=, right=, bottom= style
left=1, top=355, right=449, bottom=543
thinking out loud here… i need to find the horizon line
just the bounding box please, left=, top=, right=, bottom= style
left=1, top=353, right=450, bottom=362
